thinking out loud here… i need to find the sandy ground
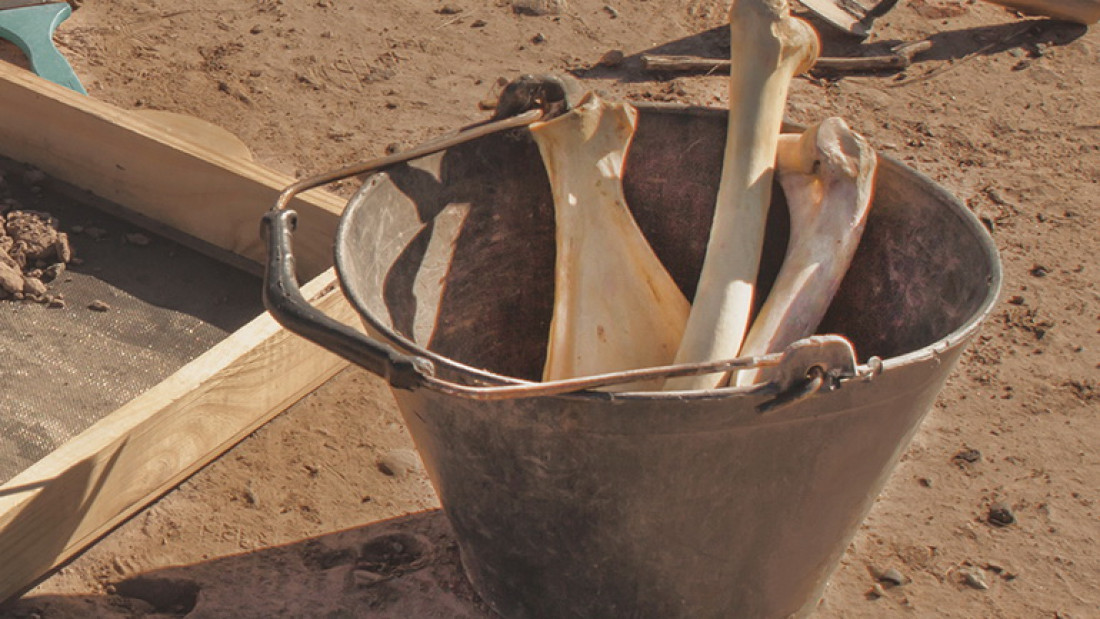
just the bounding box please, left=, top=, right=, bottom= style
left=1, top=0, right=1098, bottom=617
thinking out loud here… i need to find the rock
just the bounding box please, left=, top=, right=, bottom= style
left=603, top=4, right=619, bottom=18
left=988, top=502, right=1016, bottom=527
left=124, top=232, right=151, bottom=247
left=959, top=566, right=989, bottom=590
left=952, top=447, right=981, bottom=465
left=22, top=276, right=46, bottom=297
left=531, top=32, right=547, bottom=44
left=47, top=296, right=66, bottom=309
left=598, top=49, right=625, bottom=67
left=5, top=211, right=60, bottom=263
left=88, top=299, right=111, bottom=312
left=43, top=262, right=65, bottom=282
left=436, top=4, right=461, bottom=14
left=55, top=232, right=72, bottom=263
left=878, top=568, right=907, bottom=587
left=378, top=449, right=421, bottom=478
left=511, top=0, right=567, bottom=16
left=1029, top=264, right=1050, bottom=278
left=0, top=260, right=23, bottom=294
left=866, top=583, right=887, bottom=599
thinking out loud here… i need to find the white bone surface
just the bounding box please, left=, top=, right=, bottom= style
left=980, top=0, right=1100, bottom=24
left=731, top=118, right=877, bottom=386
left=666, top=0, right=819, bottom=391
left=532, top=93, right=689, bottom=391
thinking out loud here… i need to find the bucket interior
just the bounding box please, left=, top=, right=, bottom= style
left=335, top=106, right=998, bottom=385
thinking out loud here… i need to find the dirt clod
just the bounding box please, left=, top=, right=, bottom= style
left=988, top=503, right=1016, bottom=527
left=88, top=299, right=111, bottom=312
left=0, top=209, right=76, bottom=303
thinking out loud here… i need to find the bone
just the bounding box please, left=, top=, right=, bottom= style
left=531, top=92, right=690, bottom=391
left=980, top=0, right=1100, bottom=24
left=665, top=0, right=819, bottom=391
left=730, top=118, right=877, bottom=387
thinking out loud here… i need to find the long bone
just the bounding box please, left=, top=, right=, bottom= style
left=666, top=0, right=819, bottom=391
left=731, top=117, right=877, bottom=387
left=532, top=92, right=690, bottom=391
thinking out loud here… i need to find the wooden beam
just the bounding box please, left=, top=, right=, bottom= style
left=0, top=66, right=362, bottom=601
left=0, top=271, right=356, bottom=603
left=0, top=62, right=346, bottom=280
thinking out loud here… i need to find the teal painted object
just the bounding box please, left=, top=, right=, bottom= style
left=0, top=2, right=85, bottom=94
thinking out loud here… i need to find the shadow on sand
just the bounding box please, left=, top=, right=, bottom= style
left=6, top=510, right=498, bottom=619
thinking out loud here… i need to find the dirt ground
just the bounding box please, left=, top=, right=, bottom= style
left=1, top=0, right=1097, bottom=617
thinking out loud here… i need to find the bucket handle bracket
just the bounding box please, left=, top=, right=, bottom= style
left=757, top=336, right=860, bottom=414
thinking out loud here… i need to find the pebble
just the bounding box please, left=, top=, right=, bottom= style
left=597, top=49, right=625, bottom=67
left=1029, top=264, right=1050, bottom=278
left=378, top=449, right=421, bottom=478
left=437, top=4, right=461, bottom=14
left=867, top=583, right=887, bottom=599
left=47, top=297, right=65, bottom=309
left=988, top=502, right=1016, bottom=527
left=22, top=276, right=46, bottom=296
left=88, top=299, right=110, bottom=312
left=603, top=4, right=619, bottom=18
left=959, top=566, right=989, bottom=590
left=124, top=232, right=151, bottom=246
left=84, top=226, right=108, bottom=240
left=953, top=447, right=981, bottom=465
left=531, top=32, right=546, bottom=44
left=874, top=567, right=906, bottom=587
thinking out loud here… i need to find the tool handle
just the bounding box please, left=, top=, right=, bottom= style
left=0, top=3, right=86, bottom=94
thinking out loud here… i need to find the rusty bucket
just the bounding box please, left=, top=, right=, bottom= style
left=262, top=104, right=1001, bottom=618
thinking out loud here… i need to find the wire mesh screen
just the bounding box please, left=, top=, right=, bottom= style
left=0, top=162, right=262, bottom=484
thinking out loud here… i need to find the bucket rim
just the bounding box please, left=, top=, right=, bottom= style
left=334, top=103, right=1003, bottom=400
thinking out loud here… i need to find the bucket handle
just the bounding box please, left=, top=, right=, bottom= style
left=262, top=207, right=867, bottom=405
left=260, top=101, right=874, bottom=405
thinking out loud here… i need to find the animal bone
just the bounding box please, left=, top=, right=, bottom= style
left=531, top=92, right=690, bottom=391
left=731, top=118, right=877, bottom=387
left=980, top=0, right=1100, bottom=24
left=666, top=0, right=819, bottom=391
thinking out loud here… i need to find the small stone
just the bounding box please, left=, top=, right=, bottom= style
left=378, top=449, right=421, bottom=478
left=959, top=566, right=989, bottom=590
left=436, top=4, right=461, bottom=14
left=55, top=232, right=72, bottom=262
left=1029, top=264, right=1049, bottom=278
left=867, top=583, right=887, bottom=599
left=84, top=226, right=108, bottom=240
left=22, top=276, right=46, bottom=296
left=877, top=568, right=907, bottom=587
left=124, top=232, right=151, bottom=246
left=470, top=18, right=488, bottom=27
left=531, top=32, right=546, bottom=44
left=603, top=4, right=619, bottom=18
left=918, top=477, right=933, bottom=488
left=43, top=262, right=65, bottom=282
left=988, top=502, right=1015, bottom=527
left=0, top=261, right=23, bottom=294
left=511, top=0, right=566, bottom=16
left=597, top=49, right=625, bottom=67
left=88, top=299, right=110, bottom=312
left=47, top=296, right=66, bottom=309
left=953, top=448, right=981, bottom=465
left=1007, top=295, right=1025, bottom=305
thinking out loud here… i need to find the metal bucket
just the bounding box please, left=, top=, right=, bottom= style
left=262, top=104, right=1001, bottom=618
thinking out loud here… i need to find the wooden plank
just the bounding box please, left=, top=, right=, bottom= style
left=0, top=66, right=364, bottom=601
left=0, top=271, right=356, bottom=603
left=0, top=62, right=346, bottom=279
